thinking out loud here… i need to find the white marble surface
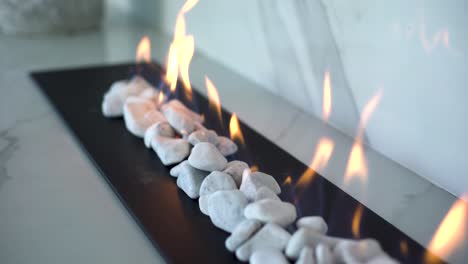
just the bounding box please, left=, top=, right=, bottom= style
left=0, top=10, right=465, bottom=264
left=148, top=0, right=468, bottom=200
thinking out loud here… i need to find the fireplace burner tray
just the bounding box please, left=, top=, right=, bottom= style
left=31, top=63, right=438, bottom=264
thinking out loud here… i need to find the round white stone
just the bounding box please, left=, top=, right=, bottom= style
left=316, top=243, right=334, bottom=264
left=123, top=97, right=166, bottom=138
left=169, top=160, right=188, bottom=177
left=244, top=199, right=297, bottom=227
left=255, top=186, right=280, bottom=201
left=223, top=160, right=249, bottom=187
left=225, top=219, right=262, bottom=252
left=250, top=248, right=288, bottom=264
left=162, top=99, right=203, bottom=122
left=240, top=170, right=281, bottom=201
left=199, top=171, right=237, bottom=196
left=188, top=142, right=227, bottom=171
left=217, top=136, right=238, bottom=156
left=102, top=77, right=148, bottom=117
left=176, top=162, right=209, bottom=199
left=286, top=228, right=342, bottom=259
left=235, top=223, right=291, bottom=262
left=296, top=246, right=315, bottom=264
left=333, top=239, right=382, bottom=263
left=297, top=216, right=328, bottom=235
left=161, top=106, right=196, bottom=136
left=144, top=122, right=175, bottom=148
left=152, top=137, right=190, bottom=166
left=208, top=190, right=248, bottom=233
left=198, top=171, right=237, bottom=216
left=188, top=129, right=219, bottom=145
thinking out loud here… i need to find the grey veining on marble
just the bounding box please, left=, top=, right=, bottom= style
left=0, top=131, right=16, bottom=190
left=257, top=0, right=361, bottom=139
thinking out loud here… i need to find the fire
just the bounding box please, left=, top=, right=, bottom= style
left=229, top=113, right=245, bottom=145
left=250, top=165, right=259, bottom=172
left=136, top=36, right=151, bottom=63
left=425, top=195, right=468, bottom=263
left=205, top=76, right=222, bottom=123
left=165, top=0, right=198, bottom=99
left=296, top=138, right=334, bottom=188
left=157, top=90, right=165, bottom=105
left=283, top=176, right=292, bottom=186
left=323, top=71, right=332, bottom=121
left=344, top=91, right=382, bottom=185
left=400, top=240, right=409, bottom=257
left=352, top=204, right=364, bottom=238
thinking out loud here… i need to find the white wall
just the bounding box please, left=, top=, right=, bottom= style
left=322, top=0, right=468, bottom=196
left=124, top=0, right=468, bottom=198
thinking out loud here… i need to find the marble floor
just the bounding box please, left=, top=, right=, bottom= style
left=0, top=15, right=464, bottom=264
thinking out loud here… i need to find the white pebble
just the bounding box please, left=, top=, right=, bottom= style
left=245, top=199, right=297, bottom=227
left=296, top=246, right=315, bottom=264
left=144, top=122, right=175, bottom=148
left=235, top=223, right=291, bottom=261
left=250, top=248, right=288, bottom=264
left=188, top=129, right=219, bottom=145
left=138, top=88, right=163, bottom=108
left=217, top=136, right=238, bottom=156
left=225, top=219, right=262, bottom=252
left=240, top=170, right=281, bottom=201
left=208, top=190, right=248, bottom=233
left=316, top=243, right=334, bottom=264
left=176, top=162, right=209, bottom=199
left=198, top=171, right=237, bottom=216
left=333, top=239, right=382, bottom=263
left=102, top=76, right=149, bottom=117
left=223, top=160, right=249, bottom=187
left=200, top=171, right=237, bottom=196
left=188, top=142, right=227, bottom=171
left=198, top=195, right=210, bottom=215
left=123, top=97, right=166, bottom=137
left=297, top=216, right=328, bottom=235
left=366, top=254, right=399, bottom=264
left=102, top=80, right=128, bottom=117
left=255, top=186, right=281, bottom=201
left=162, top=99, right=203, bottom=122
left=286, top=228, right=342, bottom=259
left=152, top=137, right=190, bottom=165
left=169, top=160, right=188, bottom=177
left=162, top=105, right=196, bottom=136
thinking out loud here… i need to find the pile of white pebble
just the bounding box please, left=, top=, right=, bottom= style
left=101, top=75, right=400, bottom=264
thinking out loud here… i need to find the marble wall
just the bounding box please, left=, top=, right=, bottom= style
left=127, top=0, right=468, bottom=198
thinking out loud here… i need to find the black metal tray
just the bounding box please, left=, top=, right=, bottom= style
left=31, top=63, right=437, bottom=263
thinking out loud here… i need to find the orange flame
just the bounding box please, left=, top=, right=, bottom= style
left=229, top=113, right=245, bottom=146
left=283, top=176, right=292, bottom=186
left=425, top=195, right=468, bottom=263
left=296, top=138, right=334, bottom=188
left=136, top=36, right=151, bottom=63
left=250, top=165, right=259, bottom=172
left=165, top=0, right=198, bottom=99
left=157, top=91, right=165, bottom=105
left=400, top=240, right=409, bottom=257
left=344, top=91, right=382, bottom=185
left=323, top=71, right=332, bottom=121
left=352, top=204, right=364, bottom=238
left=205, top=76, right=222, bottom=123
